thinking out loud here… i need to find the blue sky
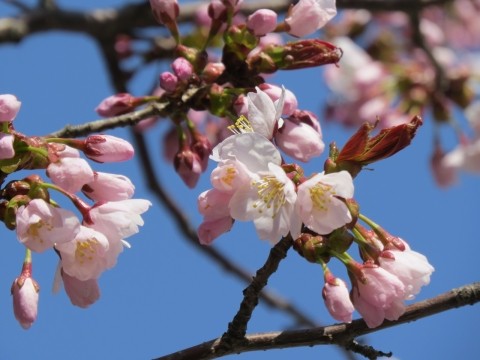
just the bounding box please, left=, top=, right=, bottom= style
left=0, top=1, right=478, bottom=360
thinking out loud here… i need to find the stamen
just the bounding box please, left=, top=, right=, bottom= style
left=75, top=238, right=99, bottom=264
left=310, top=182, right=336, bottom=211
left=252, top=175, right=286, bottom=218
left=228, top=115, right=254, bottom=134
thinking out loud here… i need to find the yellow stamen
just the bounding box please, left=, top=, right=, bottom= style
left=252, top=175, right=286, bottom=218
left=309, top=182, right=336, bottom=212
left=75, top=238, right=100, bottom=265
left=228, top=115, right=254, bottom=134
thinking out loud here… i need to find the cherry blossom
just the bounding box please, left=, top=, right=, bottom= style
left=351, top=265, right=406, bottom=328
left=292, top=171, right=354, bottom=237
left=12, top=276, right=39, bottom=329
left=0, top=94, right=21, bottom=122
left=84, top=134, right=135, bottom=163
left=82, top=172, right=135, bottom=202
left=247, top=9, right=277, bottom=36
left=53, top=266, right=100, bottom=308
left=0, top=133, right=15, bottom=159
left=379, top=239, right=435, bottom=300
left=246, top=87, right=285, bottom=139
left=285, top=0, right=337, bottom=37
left=56, top=226, right=110, bottom=281
left=16, top=199, right=81, bottom=253
left=322, top=278, right=354, bottom=323
left=88, top=199, right=152, bottom=241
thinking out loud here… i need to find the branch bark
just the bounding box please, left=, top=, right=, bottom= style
left=154, top=281, right=480, bottom=360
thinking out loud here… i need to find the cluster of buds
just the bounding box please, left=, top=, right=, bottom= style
left=0, top=94, right=151, bottom=328
left=196, top=85, right=432, bottom=327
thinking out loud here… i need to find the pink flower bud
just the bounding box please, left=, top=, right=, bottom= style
left=0, top=94, right=21, bottom=122
left=322, top=278, right=354, bottom=323
left=258, top=83, right=298, bottom=116
left=159, top=71, right=179, bottom=92
left=0, top=133, right=15, bottom=159
left=202, top=62, right=226, bottom=83
left=61, top=270, right=100, bottom=308
left=285, top=0, right=337, bottom=37
left=95, top=93, right=136, bottom=117
left=192, top=134, right=212, bottom=171
left=84, top=134, right=134, bottom=163
left=174, top=147, right=203, bottom=188
left=149, top=0, right=179, bottom=25
left=11, top=262, right=40, bottom=329
left=275, top=111, right=325, bottom=162
left=198, top=216, right=234, bottom=245
left=172, top=57, right=194, bottom=81
left=47, top=156, right=94, bottom=193
left=82, top=172, right=135, bottom=202
left=208, top=0, right=227, bottom=21
left=247, top=9, right=277, bottom=36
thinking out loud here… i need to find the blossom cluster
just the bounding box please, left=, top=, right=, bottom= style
left=0, top=94, right=151, bottom=329
left=97, top=0, right=436, bottom=330
left=196, top=87, right=433, bottom=328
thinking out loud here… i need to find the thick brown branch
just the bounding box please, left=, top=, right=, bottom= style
left=0, top=0, right=453, bottom=44
left=154, top=282, right=480, bottom=360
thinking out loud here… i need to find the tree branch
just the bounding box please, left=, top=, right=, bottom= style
left=0, top=0, right=453, bottom=44
left=154, top=281, right=480, bottom=360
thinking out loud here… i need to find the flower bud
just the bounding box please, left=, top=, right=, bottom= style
left=149, top=0, right=179, bottom=25
left=172, top=57, right=194, bottom=82
left=95, top=93, right=137, bottom=117
left=201, top=62, right=226, bottom=83
left=247, top=9, right=277, bottom=36
left=159, top=71, right=179, bottom=93
left=322, top=277, right=354, bottom=323
left=0, top=94, right=21, bottom=122
left=174, top=146, right=203, bottom=188
left=11, top=262, right=40, bottom=329
left=293, top=233, right=329, bottom=263
left=84, top=134, right=134, bottom=163
left=0, top=133, right=15, bottom=159
left=191, top=134, right=212, bottom=171
left=82, top=172, right=135, bottom=202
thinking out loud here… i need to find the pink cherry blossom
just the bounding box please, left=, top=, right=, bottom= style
left=16, top=199, right=81, bottom=253
left=95, top=93, right=136, bottom=117
left=247, top=9, right=278, bottom=36
left=285, top=0, right=337, bottom=37
left=11, top=276, right=39, bottom=329
left=379, top=239, right=434, bottom=300
left=198, top=217, right=234, bottom=245
left=0, top=94, right=21, bottom=122
left=61, top=270, right=100, bottom=308
left=292, top=171, right=354, bottom=237
left=275, top=115, right=325, bottom=162
left=352, top=265, right=406, bottom=328
left=82, top=172, right=135, bottom=202
left=47, top=156, right=94, bottom=193
left=258, top=84, right=298, bottom=117
left=0, top=133, right=15, bottom=159
left=247, top=87, right=285, bottom=139
left=210, top=159, right=250, bottom=193
left=56, top=226, right=110, bottom=281
left=88, top=199, right=152, bottom=241
left=84, top=134, right=135, bottom=163
left=443, top=139, right=480, bottom=174
left=322, top=278, right=355, bottom=323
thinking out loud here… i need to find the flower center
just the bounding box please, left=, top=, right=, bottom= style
left=252, top=175, right=286, bottom=218
left=27, top=221, right=53, bottom=244
left=221, top=166, right=238, bottom=186
left=309, top=182, right=336, bottom=212
left=75, top=238, right=100, bottom=264
left=228, top=115, right=254, bottom=134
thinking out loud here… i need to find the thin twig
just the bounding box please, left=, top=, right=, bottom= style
left=153, top=282, right=480, bottom=360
